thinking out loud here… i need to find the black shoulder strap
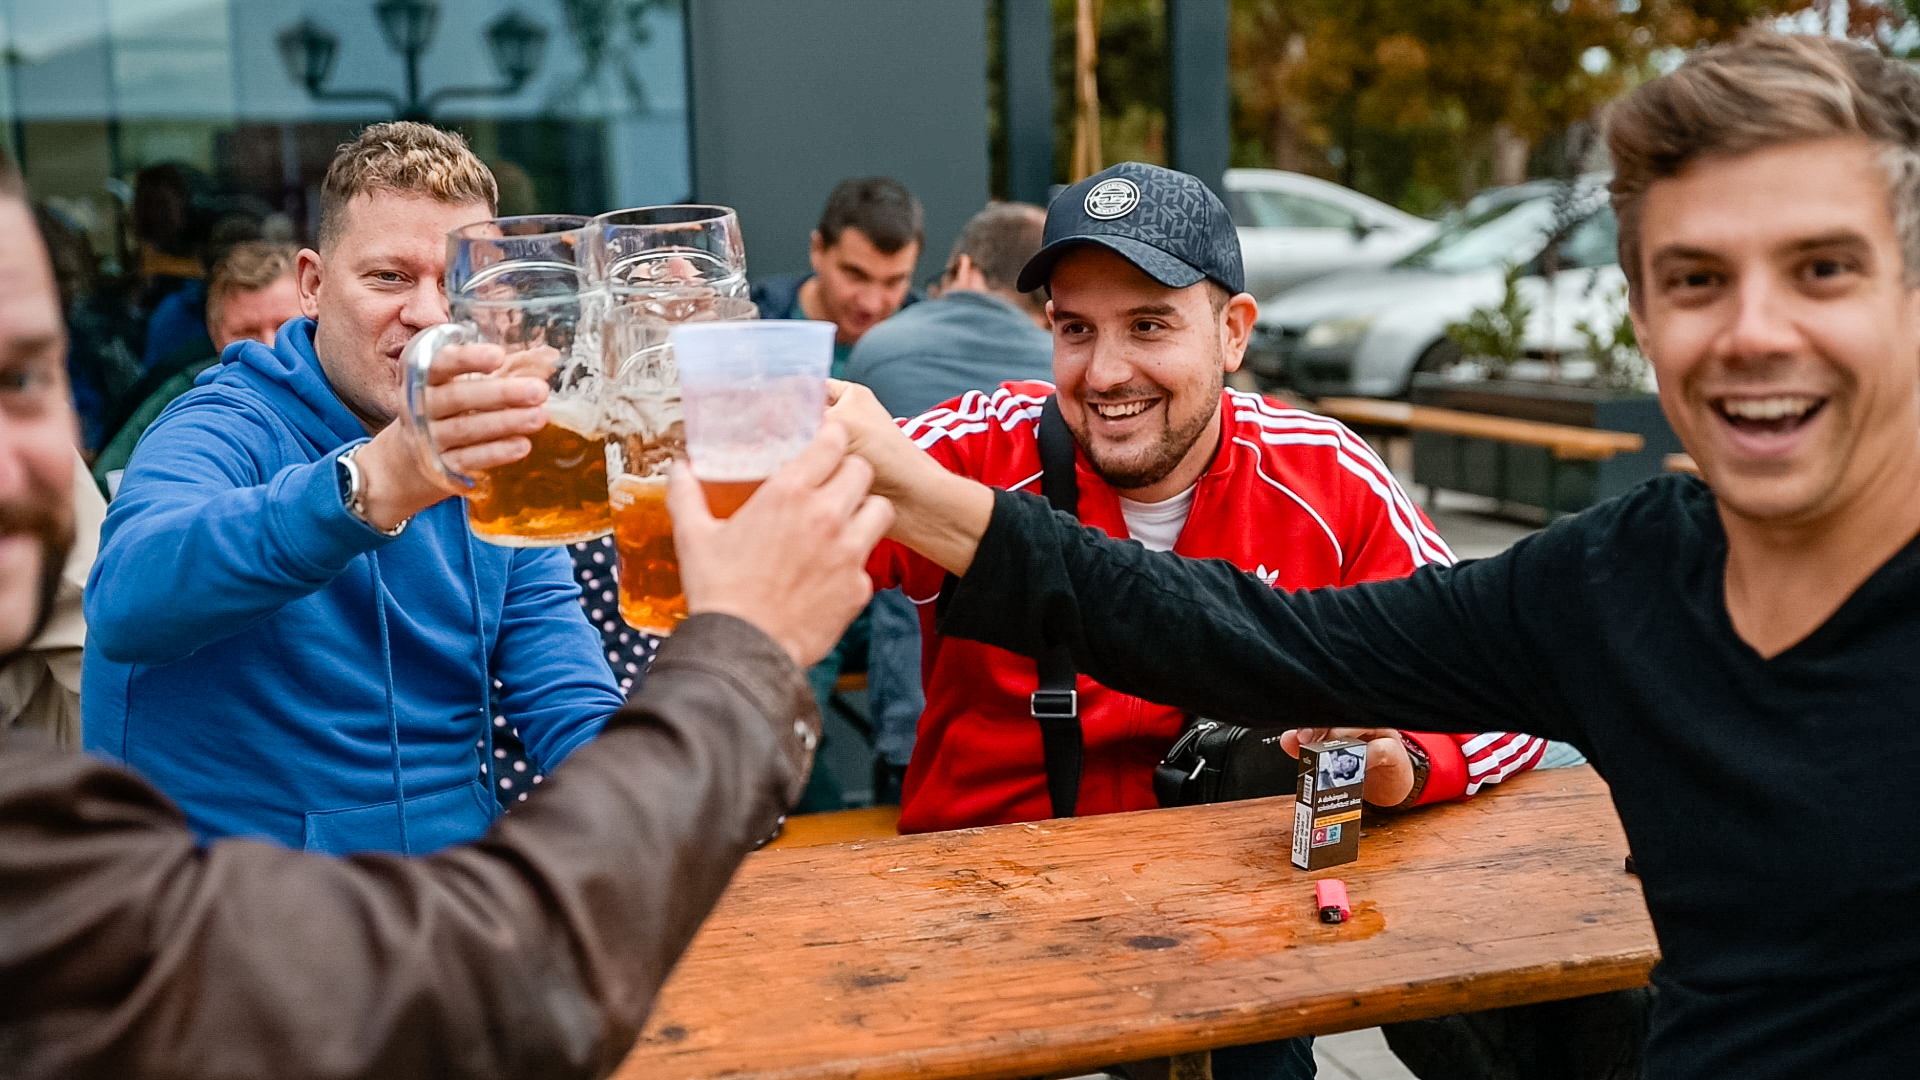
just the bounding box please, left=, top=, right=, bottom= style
left=1033, top=396, right=1083, bottom=819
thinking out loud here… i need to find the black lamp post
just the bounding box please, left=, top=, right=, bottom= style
left=277, top=1, right=548, bottom=122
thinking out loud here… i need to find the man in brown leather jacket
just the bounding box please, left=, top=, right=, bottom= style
left=0, top=154, right=893, bottom=1078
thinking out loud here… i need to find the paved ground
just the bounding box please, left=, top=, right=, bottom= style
left=1314, top=1027, right=1419, bottom=1079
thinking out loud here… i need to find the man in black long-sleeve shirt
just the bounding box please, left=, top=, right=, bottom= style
left=827, top=30, right=1920, bottom=1080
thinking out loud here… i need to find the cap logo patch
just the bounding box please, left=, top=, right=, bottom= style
left=1084, top=178, right=1140, bottom=220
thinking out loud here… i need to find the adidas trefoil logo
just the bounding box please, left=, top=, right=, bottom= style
left=1254, top=565, right=1280, bottom=587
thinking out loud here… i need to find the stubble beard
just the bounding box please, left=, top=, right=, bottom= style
left=1084, top=348, right=1225, bottom=493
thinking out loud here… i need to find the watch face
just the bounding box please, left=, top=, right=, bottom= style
left=337, top=453, right=356, bottom=503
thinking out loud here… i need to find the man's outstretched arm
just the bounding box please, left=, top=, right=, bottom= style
left=1, top=615, right=808, bottom=1080
left=826, top=380, right=1576, bottom=747
left=939, top=488, right=1574, bottom=744
left=4, top=424, right=895, bottom=1080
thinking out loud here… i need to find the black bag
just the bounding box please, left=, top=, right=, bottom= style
left=1151, top=718, right=1299, bottom=807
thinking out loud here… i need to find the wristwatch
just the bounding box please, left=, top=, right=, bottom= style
left=1391, top=735, right=1431, bottom=810
left=337, top=444, right=409, bottom=538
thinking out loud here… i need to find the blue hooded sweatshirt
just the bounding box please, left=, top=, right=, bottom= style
left=83, top=318, right=623, bottom=855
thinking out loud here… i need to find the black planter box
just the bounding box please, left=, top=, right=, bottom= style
left=1408, top=374, right=1683, bottom=515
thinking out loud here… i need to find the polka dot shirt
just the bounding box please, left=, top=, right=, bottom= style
left=488, top=536, right=660, bottom=810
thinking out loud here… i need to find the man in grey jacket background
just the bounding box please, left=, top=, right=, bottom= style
left=845, top=201, right=1054, bottom=800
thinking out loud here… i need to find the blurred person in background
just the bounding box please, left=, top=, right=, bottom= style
left=0, top=144, right=899, bottom=1079
left=131, top=163, right=221, bottom=371
left=34, top=204, right=142, bottom=451
left=749, top=176, right=927, bottom=808
left=752, top=176, right=925, bottom=378
left=844, top=201, right=1054, bottom=802
left=93, top=240, right=303, bottom=496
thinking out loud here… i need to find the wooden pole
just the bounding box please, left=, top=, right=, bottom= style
left=1072, top=0, right=1103, bottom=181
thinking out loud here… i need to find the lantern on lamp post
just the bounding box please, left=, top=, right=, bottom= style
left=276, top=2, right=547, bottom=122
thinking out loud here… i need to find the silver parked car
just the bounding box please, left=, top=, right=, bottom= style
left=1224, top=169, right=1438, bottom=300
left=1245, top=181, right=1626, bottom=398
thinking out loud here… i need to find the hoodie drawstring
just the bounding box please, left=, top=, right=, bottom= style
left=463, top=529, right=497, bottom=819
left=368, top=550, right=411, bottom=856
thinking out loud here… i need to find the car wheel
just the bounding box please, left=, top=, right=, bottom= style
left=1403, top=338, right=1462, bottom=395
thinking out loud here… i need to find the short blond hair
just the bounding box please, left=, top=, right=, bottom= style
left=207, top=241, right=298, bottom=321
left=1607, top=30, right=1920, bottom=299
left=318, top=121, right=497, bottom=250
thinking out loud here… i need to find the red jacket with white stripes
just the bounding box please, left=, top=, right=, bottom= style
left=869, top=382, right=1546, bottom=834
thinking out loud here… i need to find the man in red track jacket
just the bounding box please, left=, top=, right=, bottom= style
left=864, top=162, right=1545, bottom=836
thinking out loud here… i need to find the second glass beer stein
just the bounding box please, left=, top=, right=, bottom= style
left=591, top=205, right=755, bottom=636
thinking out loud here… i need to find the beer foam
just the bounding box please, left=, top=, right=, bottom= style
left=600, top=385, right=680, bottom=439
left=544, top=394, right=603, bottom=439
left=689, top=443, right=806, bottom=482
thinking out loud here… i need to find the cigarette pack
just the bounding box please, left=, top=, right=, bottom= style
left=1291, top=738, right=1366, bottom=871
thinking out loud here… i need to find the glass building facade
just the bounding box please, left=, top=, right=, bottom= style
left=3, top=0, right=691, bottom=448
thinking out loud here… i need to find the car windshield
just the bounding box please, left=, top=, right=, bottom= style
left=1395, top=197, right=1556, bottom=273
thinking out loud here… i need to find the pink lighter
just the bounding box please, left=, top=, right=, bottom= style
left=1315, top=878, right=1352, bottom=924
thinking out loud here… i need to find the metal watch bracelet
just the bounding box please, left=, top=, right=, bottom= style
left=338, top=445, right=409, bottom=538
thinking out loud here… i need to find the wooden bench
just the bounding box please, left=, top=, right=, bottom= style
left=763, top=806, right=900, bottom=850
left=1316, top=397, right=1645, bottom=516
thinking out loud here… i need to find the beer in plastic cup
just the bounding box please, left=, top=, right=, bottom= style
left=672, top=320, right=834, bottom=519
left=402, top=215, right=612, bottom=547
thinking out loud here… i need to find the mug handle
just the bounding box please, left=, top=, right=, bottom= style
left=401, top=321, right=479, bottom=494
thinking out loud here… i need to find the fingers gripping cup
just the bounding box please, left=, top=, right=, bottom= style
left=403, top=215, right=612, bottom=547
left=674, top=320, right=834, bottom=517
left=594, top=205, right=758, bottom=636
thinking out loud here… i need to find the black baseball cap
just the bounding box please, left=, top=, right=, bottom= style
left=1017, top=161, right=1245, bottom=295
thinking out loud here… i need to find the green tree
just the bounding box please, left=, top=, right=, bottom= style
left=1229, top=0, right=1814, bottom=213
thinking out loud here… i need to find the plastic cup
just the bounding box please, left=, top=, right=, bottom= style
left=671, top=320, right=834, bottom=518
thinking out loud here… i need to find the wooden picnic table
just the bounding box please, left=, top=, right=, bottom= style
left=615, top=767, right=1656, bottom=1080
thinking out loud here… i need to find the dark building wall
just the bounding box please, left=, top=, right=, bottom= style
left=685, top=0, right=990, bottom=284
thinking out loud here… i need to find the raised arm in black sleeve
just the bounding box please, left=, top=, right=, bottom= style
left=0, top=612, right=816, bottom=1080
left=937, top=488, right=1578, bottom=745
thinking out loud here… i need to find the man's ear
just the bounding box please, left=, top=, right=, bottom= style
left=1221, top=292, right=1259, bottom=373
left=295, top=248, right=324, bottom=320
left=808, top=230, right=827, bottom=276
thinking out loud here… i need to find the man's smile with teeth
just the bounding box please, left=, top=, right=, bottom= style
left=1713, top=394, right=1826, bottom=433
left=1090, top=399, right=1156, bottom=419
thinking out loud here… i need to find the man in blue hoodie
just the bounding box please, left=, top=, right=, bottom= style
left=83, top=122, right=626, bottom=855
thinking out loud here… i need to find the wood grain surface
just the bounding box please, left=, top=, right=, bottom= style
left=617, top=767, right=1656, bottom=1080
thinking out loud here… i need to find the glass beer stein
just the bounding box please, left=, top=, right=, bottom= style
left=591, top=205, right=756, bottom=635
left=403, top=215, right=612, bottom=547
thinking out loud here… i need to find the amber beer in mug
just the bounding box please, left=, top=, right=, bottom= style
left=609, top=473, right=684, bottom=632
left=404, top=215, right=612, bottom=546
left=462, top=375, right=610, bottom=545
left=592, top=205, right=756, bottom=634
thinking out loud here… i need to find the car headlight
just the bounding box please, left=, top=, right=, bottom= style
left=1301, top=315, right=1377, bottom=350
